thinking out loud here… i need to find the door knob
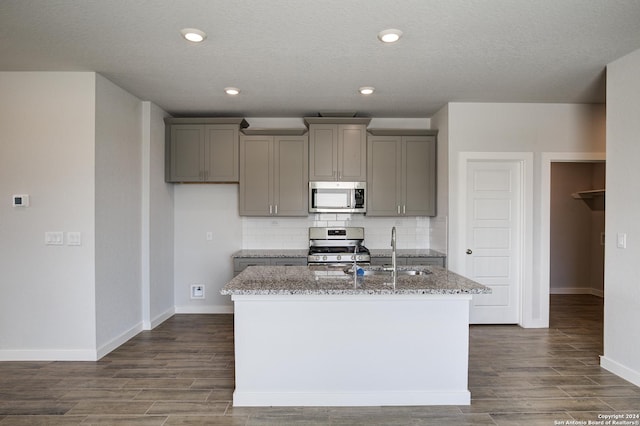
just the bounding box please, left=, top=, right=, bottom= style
left=466, top=249, right=473, bottom=255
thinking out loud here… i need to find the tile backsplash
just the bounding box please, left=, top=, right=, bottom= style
left=242, top=214, right=433, bottom=250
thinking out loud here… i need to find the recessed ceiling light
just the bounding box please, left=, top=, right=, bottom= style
left=377, top=29, right=403, bottom=43
left=224, top=87, right=240, bottom=95
left=180, top=28, right=207, bottom=43
left=359, top=86, right=375, bottom=95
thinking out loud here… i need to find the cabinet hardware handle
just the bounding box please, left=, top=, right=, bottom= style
left=275, top=205, right=278, bottom=215
left=403, top=205, right=406, bottom=214
left=466, top=249, right=473, bottom=255
left=269, top=205, right=272, bottom=215
left=397, top=205, right=400, bottom=214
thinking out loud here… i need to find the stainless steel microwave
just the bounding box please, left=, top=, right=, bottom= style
left=309, top=182, right=366, bottom=213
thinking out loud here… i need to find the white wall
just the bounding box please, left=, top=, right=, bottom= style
left=446, top=103, right=606, bottom=327
left=174, top=185, right=242, bottom=313
left=94, top=74, right=143, bottom=355
left=0, top=72, right=97, bottom=360
left=602, top=48, right=640, bottom=386
left=142, top=102, right=174, bottom=329
left=429, top=104, right=449, bottom=254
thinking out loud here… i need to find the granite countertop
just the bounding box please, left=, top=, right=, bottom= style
left=232, top=249, right=308, bottom=258
left=232, top=249, right=446, bottom=258
left=221, top=265, right=490, bottom=296
left=369, top=248, right=446, bottom=258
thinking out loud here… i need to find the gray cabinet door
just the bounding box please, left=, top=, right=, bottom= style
left=240, top=134, right=308, bottom=217
left=233, top=258, right=271, bottom=276
left=338, top=124, right=367, bottom=181
left=170, top=125, right=205, bottom=182
left=309, top=123, right=366, bottom=181
left=309, top=124, right=337, bottom=181
left=403, top=136, right=436, bottom=216
left=367, top=136, right=402, bottom=216
left=367, top=133, right=437, bottom=216
left=271, top=257, right=307, bottom=266
left=274, top=136, right=309, bottom=216
left=234, top=257, right=307, bottom=276
left=239, top=136, right=273, bottom=216
left=168, top=122, right=241, bottom=183
left=205, top=125, right=239, bottom=182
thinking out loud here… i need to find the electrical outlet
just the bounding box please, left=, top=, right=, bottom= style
left=190, top=285, right=205, bottom=299
left=13, top=194, right=30, bottom=207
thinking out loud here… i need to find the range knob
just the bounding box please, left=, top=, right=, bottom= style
left=322, top=255, right=327, bottom=261
left=337, top=255, right=342, bottom=261
left=351, top=255, right=356, bottom=260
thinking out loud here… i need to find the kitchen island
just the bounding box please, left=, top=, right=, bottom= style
left=221, top=265, right=490, bottom=407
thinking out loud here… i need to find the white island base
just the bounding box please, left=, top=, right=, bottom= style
left=232, top=293, right=472, bottom=406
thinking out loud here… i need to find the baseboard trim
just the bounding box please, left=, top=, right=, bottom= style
left=174, top=305, right=234, bottom=314
left=520, top=319, right=549, bottom=329
left=600, top=356, right=640, bottom=387
left=550, top=287, right=604, bottom=298
left=233, top=390, right=470, bottom=406
left=96, top=322, right=144, bottom=360
left=143, top=306, right=175, bottom=330
left=0, top=349, right=98, bottom=361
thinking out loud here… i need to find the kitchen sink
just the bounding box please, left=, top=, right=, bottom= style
left=343, top=268, right=431, bottom=276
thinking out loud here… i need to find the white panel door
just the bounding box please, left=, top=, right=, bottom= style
left=466, top=161, right=521, bottom=324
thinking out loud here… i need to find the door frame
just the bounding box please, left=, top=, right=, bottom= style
left=457, top=152, right=533, bottom=327
left=539, top=152, right=606, bottom=324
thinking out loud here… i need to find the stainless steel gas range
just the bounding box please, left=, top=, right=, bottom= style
left=307, top=227, right=371, bottom=267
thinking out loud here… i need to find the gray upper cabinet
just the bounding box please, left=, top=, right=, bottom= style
left=165, top=117, right=248, bottom=183
left=367, top=135, right=402, bottom=215
left=239, top=131, right=309, bottom=216
left=305, top=117, right=371, bottom=182
left=367, top=130, right=437, bottom=216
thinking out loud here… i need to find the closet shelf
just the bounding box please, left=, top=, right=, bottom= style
left=571, top=189, right=605, bottom=199
left=572, top=189, right=605, bottom=211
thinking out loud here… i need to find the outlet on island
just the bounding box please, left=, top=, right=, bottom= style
left=190, top=284, right=205, bottom=299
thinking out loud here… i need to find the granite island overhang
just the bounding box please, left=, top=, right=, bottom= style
left=221, top=265, right=491, bottom=407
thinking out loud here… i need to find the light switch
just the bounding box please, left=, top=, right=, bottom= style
left=45, top=231, right=64, bottom=245
left=617, top=233, right=627, bottom=249
left=67, top=232, right=82, bottom=246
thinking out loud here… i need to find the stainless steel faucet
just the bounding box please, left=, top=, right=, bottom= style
left=384, top=226, right=397, bottom=290
left=353, top=244, right=358, bottom=289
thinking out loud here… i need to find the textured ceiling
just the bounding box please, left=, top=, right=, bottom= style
left=2, top=0, right=640, bottom=117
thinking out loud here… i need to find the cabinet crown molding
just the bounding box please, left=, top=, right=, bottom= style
left=241, top=128, right=308, bottom=136
left=367, top=128, right=438, bottom=136
left=164, top=117, right=249, bottom=128
left=303, top=117, right=372, bottom=126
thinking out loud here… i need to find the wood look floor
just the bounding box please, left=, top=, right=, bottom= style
left=1, top=295, right=639, bottom=425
